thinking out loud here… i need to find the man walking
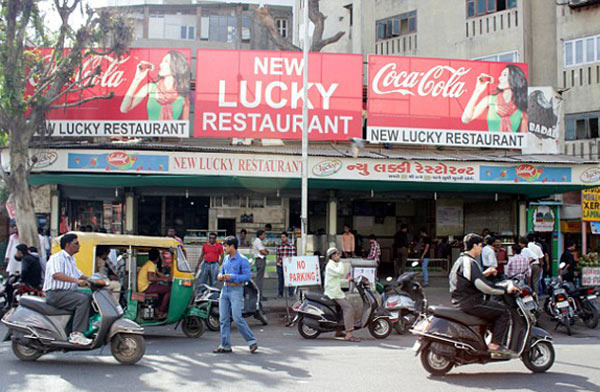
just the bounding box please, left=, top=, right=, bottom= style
left=276, top=231, right=296, bottom=298
left=527, top=233, right=544, bottom=295
left=253, top=230, right=269, bottom=300
left=394, top=224, right=409, bottom=277
left=214, top=236, right=258, bottom=354
left=416, top=228, right=431, bottom=287
left=5, top=225, right=20, bottom=276
left=195, top=233, right=224, bottom=287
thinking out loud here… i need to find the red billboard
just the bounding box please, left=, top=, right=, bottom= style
left=367, top=56, right=529, bottom=149
left=194, top=49, right=363, bottom=141
left=28, top=48, right=192, bottom=138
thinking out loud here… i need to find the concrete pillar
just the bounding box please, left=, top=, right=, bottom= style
left=196, top=5, right=202, bottom=40
left=50, top=190, right=60, bottom=238
left=326, top=192, right=337, bottom=249
left=518, top=201, right=527, bottom=236
left=160, top=196, right=167, bottom=235
left=125, top=193, right=135, bottom=234
left=143, top=6, right=149, bottom=39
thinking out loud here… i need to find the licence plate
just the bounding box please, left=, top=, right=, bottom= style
left=556, top=301, right=569, bottom=309
left=588, top=295, right=597, bottom=301
left=523, top=296, right=534, bottom=304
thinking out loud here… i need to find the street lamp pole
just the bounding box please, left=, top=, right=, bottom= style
left=300, top=0, right=310, bottom=256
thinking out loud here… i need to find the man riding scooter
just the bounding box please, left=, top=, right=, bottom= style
left=449, top=233, right=520, bottom=355
left=325, top=247, right=359, bottom=342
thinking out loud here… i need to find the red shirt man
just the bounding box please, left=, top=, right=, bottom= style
left=202, top=241, right=224, bottom=263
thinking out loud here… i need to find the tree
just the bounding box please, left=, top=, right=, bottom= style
left=0, top=0, right=133, bottom=248
left=256, top=0, right=345, bottom=52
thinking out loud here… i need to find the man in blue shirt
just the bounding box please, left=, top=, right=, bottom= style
left=213, top=236, right=258, bottom=354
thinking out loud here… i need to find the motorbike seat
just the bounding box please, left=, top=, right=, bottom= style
left=19, top=296, right=72, bottom=316
left=397, top=272, right=417, bottom=284
left=304, top=292, right=339, bottom=308
left=429, top=305, right=488, bottom=326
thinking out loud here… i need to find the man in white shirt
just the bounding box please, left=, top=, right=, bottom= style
left=5, top=226, right=20, bottom=276
left=518, top=236, right=540, bottom=294
left=526, top=233, right=544, bottom=295
left=481, top=236, right=498, bottom=269
left=252, top=230, right=269, bottom=300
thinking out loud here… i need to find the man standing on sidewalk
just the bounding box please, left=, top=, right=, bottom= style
left=213, top=236, right=258, bottom=354
left=526, top=233, right=544, bottom=295
left=366, top=234, right=381, bottom=265
left=276, top=231, right=296, bottom=298
left=253, top=230, right=269, bottom=300
left=394, top=224, right=409, bottom=277
left=416, top=229, right=431, bottom=287
left=341, top=224, right=355, bottom=258
left=195, top=233, right=224, bottom=287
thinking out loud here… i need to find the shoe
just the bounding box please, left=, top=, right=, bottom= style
left=69, top=332, right=92, bottom=346
left=489, top=346, right=514, bottom=358
left=213, top=347, right=233, bottom=354
left=249, top=343, right=258, bottom=353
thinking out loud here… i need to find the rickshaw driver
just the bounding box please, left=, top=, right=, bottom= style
left=137, top=248, right=171, bottom=319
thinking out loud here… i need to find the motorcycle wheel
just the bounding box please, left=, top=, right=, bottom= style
left=111, top=333, right=145, bottom=365
left=420, top=346, right=454, bottom=376
left=521, top=341, right=555, bottom=373
left=11, top=340, right=43, bottom=362
left=368, top=318, right=392, bottom=339
left=182, top=316, right=206, bottom=338
left=543, top=297, right=553, bottom=317
left=297, top=318, right=321, bottom=339
left=394, top=322, right=406, bottom=335
left=562, top=317, right=572, bottom=336
left=206, top=311, right=220, bottom=331
left=582, top=304, right=599, bottom=329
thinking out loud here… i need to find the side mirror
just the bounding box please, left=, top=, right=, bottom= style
left=386, top=276, right=393, bottom=282
left=411, top=261, right=419, bottom=267
left=559, top=262, right=566, bottom=270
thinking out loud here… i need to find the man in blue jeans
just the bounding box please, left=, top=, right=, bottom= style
left=417, top=228, right=431, bottom=287
left=213, top=236, right=258, bottom=354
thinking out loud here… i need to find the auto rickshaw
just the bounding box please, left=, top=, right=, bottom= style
left=51, top=232, right=207, bottom=338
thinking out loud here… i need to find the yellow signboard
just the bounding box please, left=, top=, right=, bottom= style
left=582, top=187, right=600, bottom=221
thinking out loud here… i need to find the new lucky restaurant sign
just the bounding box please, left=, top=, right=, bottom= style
left=194, top=49, right=363, bottom=141
left=367, top=56, right=529, bottom=149
left=28, top=48, right=192, bottom=138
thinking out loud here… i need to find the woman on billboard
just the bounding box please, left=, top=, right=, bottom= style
left=461, top=65, right=528, bottom=133
left=120, top=50, right=190, bottom=120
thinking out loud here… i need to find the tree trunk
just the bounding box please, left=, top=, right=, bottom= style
left=7, top=131, right=40, bottom=250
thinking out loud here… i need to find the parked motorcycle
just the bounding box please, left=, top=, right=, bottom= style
left=295, top=275, right=393, bottom=340
left=544, top=262, right=577, bottom=335
left=2, top=276, right=145, bottom=365
left=193, top=279, right=268, bottom=330
left=382, top=270, right=427, bottom=334
left=563, top=282, right=599, bottom=329
left=0, top=274, right=44, bottom=318
left=411, top=280, right=554, bottom=376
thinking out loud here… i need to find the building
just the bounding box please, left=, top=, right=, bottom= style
left=16, top=0, right=600, bottom=274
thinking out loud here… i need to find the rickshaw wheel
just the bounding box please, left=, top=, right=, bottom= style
left=182, top=315, right=206, bottom=338
left=111, top=334, right=145, bottom=365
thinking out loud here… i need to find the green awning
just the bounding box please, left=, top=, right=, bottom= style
left=30, top=173, right=589, bottom=199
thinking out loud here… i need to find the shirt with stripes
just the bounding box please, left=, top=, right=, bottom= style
left=367, top=240, right=381, bottom=262
left=43, top=250, right=83, bottom=291
left=276, top=242, right=297, bottom=266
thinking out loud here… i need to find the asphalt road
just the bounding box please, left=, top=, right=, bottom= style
left=1, top=309, right=599, bottom=392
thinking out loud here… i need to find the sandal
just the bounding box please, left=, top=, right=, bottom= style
left=343, top=336, right=361, bottom=342
left=213, top=347, right=233, bottom=353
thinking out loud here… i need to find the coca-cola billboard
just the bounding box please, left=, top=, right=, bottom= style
left=194, top=49, right=363, bottom=141
left=367, top=56, right=529, bottom=149
left=28, top=48, right=192, bottom=138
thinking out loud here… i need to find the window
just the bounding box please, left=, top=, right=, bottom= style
left=208, top=15, right=238, bottom=42
left=375, top=11, right=416, bottom=41
left=566, top=112, right=600, bottom=140
left=242, top=16, right=251, bottom=41
left=180, top=25, right=195, bottom=40
left=200, top=16, right=209, bottom=40
left=467, top=0, right=517, bottom=18
left=564, top=34, right=600, bottom=67
left=276, top=18, right=288, bottom=38
left=475, top=50, right=518, bottom=62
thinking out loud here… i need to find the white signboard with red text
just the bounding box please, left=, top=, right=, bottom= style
left=28, top=48, right=192, bottom=138
left=195, top=49, right=363, bottom=141
left=284, top=256, right=321, bottom=287
left=367, top=56, right=529, bottom=149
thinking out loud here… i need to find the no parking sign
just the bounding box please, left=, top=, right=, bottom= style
left=283, top=256, right=321, bottom=287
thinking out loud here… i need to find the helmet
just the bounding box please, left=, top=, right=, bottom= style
left=326, top=247, right=339, bottom=259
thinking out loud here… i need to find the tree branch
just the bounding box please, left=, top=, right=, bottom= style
left=48, top=92, right=114, bottom=110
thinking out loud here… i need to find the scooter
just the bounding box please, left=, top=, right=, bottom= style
left=295, top=275, right=393, bottom=340
left=193, top=279, right=268, bottom=330
left=544, top=262, right=577, bottom=335
left=1, top=276, right=145, bottom=365
left=0, top=274, right=44, bottom=318
left=411, top=280, right=554, bottom=376
left=568, top=285, right=599, bottom=329
left=382, top=266, right=427, bottom=334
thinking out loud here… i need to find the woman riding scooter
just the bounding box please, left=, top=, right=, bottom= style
left=324, top=247, right=359, bottom=342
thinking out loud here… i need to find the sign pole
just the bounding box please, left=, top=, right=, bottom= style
left=301, top=0, right=310, bottom=258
